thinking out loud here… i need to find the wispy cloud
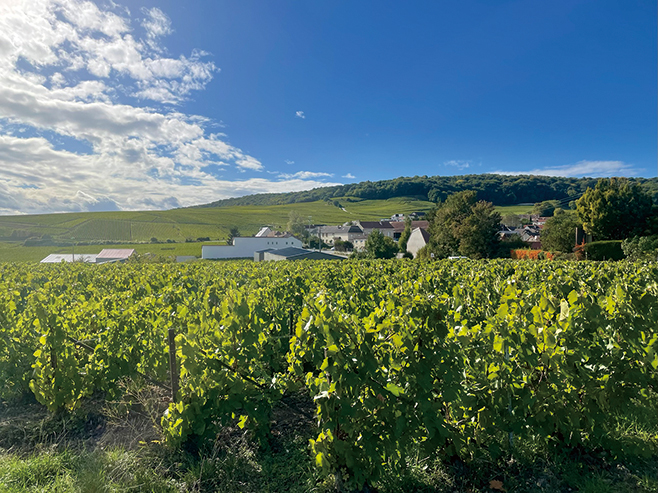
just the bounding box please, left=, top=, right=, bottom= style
left=295, top=110, right=306, bottom=119
left=141, top=7, right=172, bottom=51
left=278, top=171, right=334, bottom=180
left=284, top=159, right=294, bottom=165
left=443, top=160, right=471, bottom=170
left=342, top=173, right=356, bottom=179
left=0, top=0, right=337, bottom=214
left=492, top=160, right=637, bottom=178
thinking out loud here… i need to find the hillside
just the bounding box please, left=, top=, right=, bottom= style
left=0, top=197, right=436, bottom=243
left=196, top=174, right=658, bottom=208
left=2, top=173, right=657, bottom=262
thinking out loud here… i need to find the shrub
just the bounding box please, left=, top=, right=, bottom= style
left=575, top=240, right=624, bottom=261
left=622, top=235, right=658, bottom=260
left=511, top=249, right=554, bottom=260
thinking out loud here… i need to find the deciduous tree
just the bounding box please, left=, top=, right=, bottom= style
left=576, top=178, right=654, bottom=240
left=287, top=211, right=309, bottom=238
left=424, top=191, right=501, bottom=259
left=541, top=210, right=581, bottom=253
left=365, top=230, right=398, bottom=259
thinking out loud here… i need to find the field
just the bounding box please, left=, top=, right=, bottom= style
left=0, top=197, right=435, bottom=243
left=0, top=196, right=438, bottom=262
left=0, top=259, right=656, bottom=492
left=0, top=241, right=209, bottom=263
left=494, top=204, right=534, bottom=215
left=0, top=199, right=542, bottom=263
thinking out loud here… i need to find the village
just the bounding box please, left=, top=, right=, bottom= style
left=37, top=211, right=552, bottom=264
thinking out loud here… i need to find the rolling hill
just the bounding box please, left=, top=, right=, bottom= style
left=0, top=196, right=442, bottom=261
left=1, top=173, right=656, bottom=262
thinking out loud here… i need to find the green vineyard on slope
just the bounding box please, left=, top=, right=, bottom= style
left=0, top=260, right=656, bottom=490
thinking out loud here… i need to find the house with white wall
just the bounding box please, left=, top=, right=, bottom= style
left=406, top=227, right=430, bottom=258
left=202, top=236, right=302, bottom=260
left=319, top=225, right=363, bottom=244
left=356, top=221, right=395, bottom=238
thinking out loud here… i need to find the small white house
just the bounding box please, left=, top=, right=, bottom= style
left=319, top=225, right=363, bottom=244
left=406, top=227, right=430, bottom=258
left=357, top=221, right=395, bottom=238
left=203, top=236, right=302, bottom=260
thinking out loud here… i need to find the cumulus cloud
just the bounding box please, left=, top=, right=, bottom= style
left=295, top=110, right=305, bottom=119
left=342, top=173, right=356, bottom=179
left=0, top=0, right=339, bottom=214
left=492, top=160, right=637, bottom=178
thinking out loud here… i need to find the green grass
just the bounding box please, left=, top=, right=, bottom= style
left=0, top=241, right=210, bottom=262
left=0, top=197, right=438, bottom=262
left=494, top=204, right=534, bottom=215
left=0, top=391, right=656, bottom=492
left=0, top=197, right=435, bottom=245
left=0, top=199, right=561, bottom=262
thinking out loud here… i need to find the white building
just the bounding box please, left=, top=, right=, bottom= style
left=40, top=253, right=98, bottom=263
left=319, top=225, right=363, bottom=244
left=40, top=248, right=136, bottom=264
left=356, top=221, right=395, bottom=238
left=351, top=235, right=368, bottom=251
left=203, top=236, right=302, bottom=260
left=96, top=249, right=136, bottom=263
left=406, top=227, right=430, bottom=258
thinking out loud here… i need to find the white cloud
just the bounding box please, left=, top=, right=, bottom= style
left=142, top=7, right=172, bottom=50
left=236, top=156, right=264, bottom=171
left=295, top=110, right=305, bottom=119
left=284, top=159, right=294, bottom=165
left=492, top=160, right=637, bottom=178
left=443, top=160, right=470, bottom=170
left=342, top=173, right=356, bottom=179
left=0, top=0, right=339, bottom=214
left=0, top=134, right=342, bottom=214
left=279, top=171, right=334, bottom=180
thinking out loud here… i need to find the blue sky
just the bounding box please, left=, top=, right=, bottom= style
left=0, top=0, right=655, bottom=214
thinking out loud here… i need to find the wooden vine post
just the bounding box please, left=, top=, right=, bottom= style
left=168, top=328, right=179, bottom=403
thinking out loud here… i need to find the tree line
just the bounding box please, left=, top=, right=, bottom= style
left=197, top=174, right=658, bottom=208
left=414, top=177, right=658, bottom=260
left=358, top=177, right=658, bottom=260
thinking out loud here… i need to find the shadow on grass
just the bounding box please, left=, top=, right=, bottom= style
left=0, top=391, right=656, bottom=493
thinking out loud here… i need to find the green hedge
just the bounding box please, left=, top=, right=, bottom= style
left=582, top=240, right=625, bottom=261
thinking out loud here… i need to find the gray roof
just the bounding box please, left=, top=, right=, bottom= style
left=285, top=251, right=344, bottom=261
left=320, top=225, right=362, bottom=234
left=267, top=247, right=311, bottom=258
left=359, top=221, right=393, bottom=229
left=412, top=227, right=430, bottom=242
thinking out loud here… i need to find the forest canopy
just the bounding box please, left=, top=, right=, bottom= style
left=197, top=174, right=658, bottom=208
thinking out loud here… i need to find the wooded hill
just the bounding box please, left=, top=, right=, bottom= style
left=197, top=174, right=658, bottom=208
